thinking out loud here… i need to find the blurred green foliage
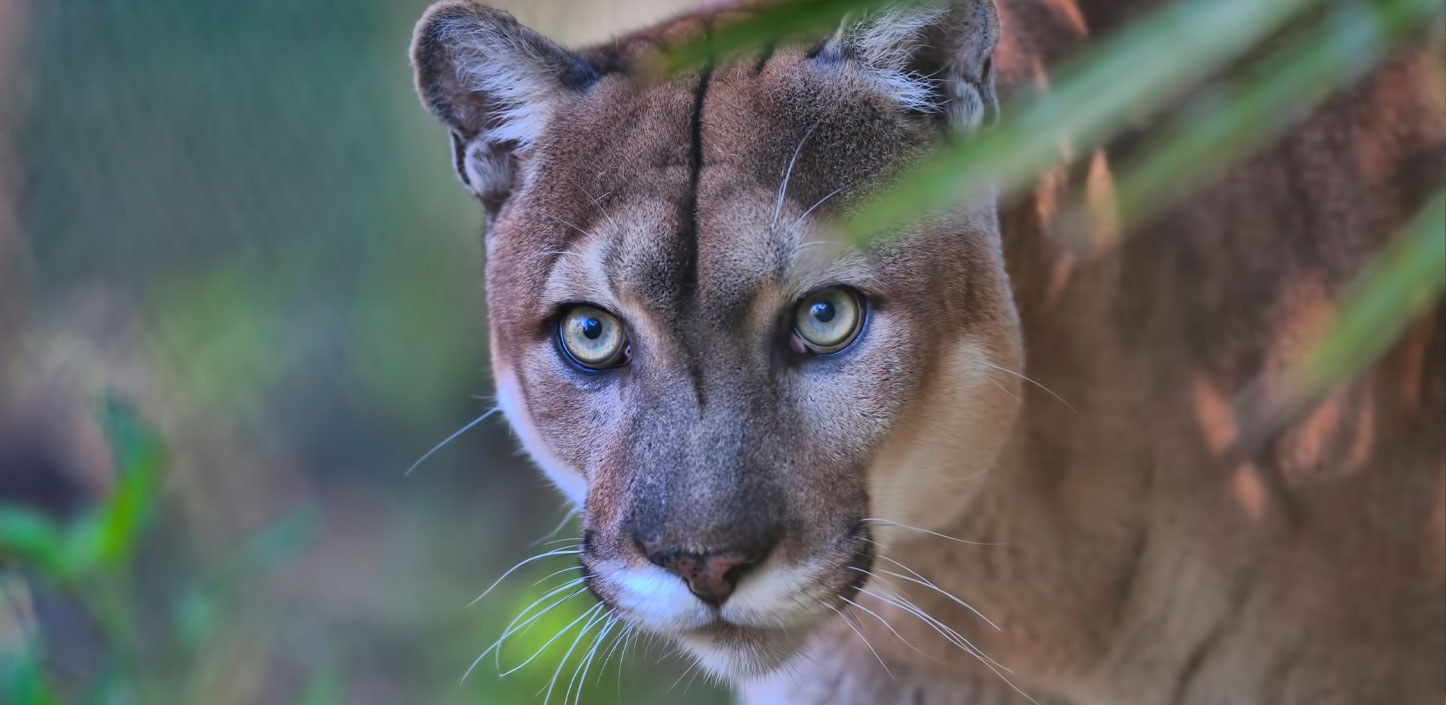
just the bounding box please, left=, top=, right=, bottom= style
left=0, top=398, right=704, bottom=704
left=0, top=398, right=162, bottom=582
left=1, top=399, right=169, bottom=705
left=0, top=401, right=349, bottom=705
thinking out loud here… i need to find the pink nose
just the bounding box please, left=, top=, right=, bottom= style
left=649, top=549, right=761, bottom=607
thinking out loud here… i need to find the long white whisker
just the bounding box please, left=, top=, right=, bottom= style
left=542, top=604, right=611, bottom=705
left=859, top=587, right=966, bottom=653
left=405, top=406, right=501, bottom=476
left=464, top=582, right=587, bottom=680
left=881, top=591, right=1037, bottom=705
left=470, top=546, right=581, bottom=606
left=500, top=601, right=603, bottom=677
left=614, top=625, right=639, bottom=700
left=977, top=360, right=1078, bottom=415
left=667, top=658, right=700, bottom=694
left=823, top=601, right=893, bottom=680
left=861, top=518, right=1005, bottom=546
left=567, top=614, right=616, bottom=705
left=900, top=592, right=1009, bottom=674
left=982, top=372, right=1024, bottom=404
left=858, top=587, right=994, bottom=669
left=791, top=187, right=845, bottom=231
left=581, top=187, right=623, bottom=234
left=862, top=539, right=1000, bottom=617
left=773, top=123, right=819, bottom=228
left=839, top=594, right=940, bottom=663
left=683, top=658, right=705, bottom=696
left=529, top=512, right=580, bottom=547
left=872, top=566, right=1002, bottom=631
left=851, top=563, right=1000, bottom=642
left=861, top=532, right=1004, bottom=631
left=587, top=189, right=612, bottom=207
left=532, top=565, right=583, bottom=586
left=496, top=580, right=587, bottom=645
left=596, top=622, right=632, bottom=685
left=541, top=214, right=592, bottom=239
left=581, top=619, right=620, bottom=703
left=858, top=585, right=1012, bottom=675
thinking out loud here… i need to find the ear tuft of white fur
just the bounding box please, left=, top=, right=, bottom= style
left=411, top=2, right=594, bottom=207
left=844, top=7, right=951, bottom=113
left=432, top=15, right=574, bottom=148
left=832, top=0, right=1001, bottom=129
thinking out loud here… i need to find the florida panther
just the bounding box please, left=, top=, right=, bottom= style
left=409, top=1, right=1446, bottom=702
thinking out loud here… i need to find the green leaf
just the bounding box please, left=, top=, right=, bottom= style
left=0, top=507, right=66, bottom=575
left=97, top=394, right=166, bottom=485
left=1085, top=0, right=1444, bottom=243
left=840, top=0, right=1325, bottom=242
left=59, top=396, right=166, bottom=574
left=1292, top=192, right=1446, bottom=398
left=94, top=396, right=165, bottom=565
left=657, top=0, right=907, bottom=73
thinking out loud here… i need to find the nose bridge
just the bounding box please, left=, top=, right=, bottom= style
left=686, top=384, right=749, bottom=475
left=625, top=371, right=782, bottom=555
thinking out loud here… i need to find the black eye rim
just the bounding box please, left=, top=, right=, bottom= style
left=554, top=304, right=631, bottom=372
left=791, top=286, right=867, bottom=356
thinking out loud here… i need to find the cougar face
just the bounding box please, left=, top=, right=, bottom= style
left=412, top=0, right=1021, bottom=678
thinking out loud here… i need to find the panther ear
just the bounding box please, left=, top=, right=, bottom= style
left=411, top=1, right=597, bottom=210
left=823, top=0, right=1001, bottom=129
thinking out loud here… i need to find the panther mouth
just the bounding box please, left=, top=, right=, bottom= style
left=688, top=618, right=779, bottom=641
left=586, top=527, right=876, bottom=678
left=675, top=619, right=817, bottom=677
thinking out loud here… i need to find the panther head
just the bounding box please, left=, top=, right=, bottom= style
left=411, top=0, right=1021, bottom=678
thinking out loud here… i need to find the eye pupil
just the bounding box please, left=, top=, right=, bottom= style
left=793, top=287, right=864, bottom=354
left=557, top=305, right=628, bottom=370
left=810, top=301, right=835, bottom=323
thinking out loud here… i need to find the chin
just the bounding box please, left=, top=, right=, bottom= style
left=675, top=620, right=818, bottom=679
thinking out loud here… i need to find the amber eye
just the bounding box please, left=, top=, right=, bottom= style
left=793, top=287, right=864, bottom=354
left=557, top=305, right=628, bottom=369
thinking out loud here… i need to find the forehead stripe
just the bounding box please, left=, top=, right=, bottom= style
left=677, top=48, right=712, bottom=409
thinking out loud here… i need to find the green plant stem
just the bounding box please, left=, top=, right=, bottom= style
left=1293, top=192, right=1446, bottom=399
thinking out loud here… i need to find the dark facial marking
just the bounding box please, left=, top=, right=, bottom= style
left=677, top=47, right=713, bottom=409
left=839, top=518, right=876, bottom=603
left=753, top=43, right=776, bottom=74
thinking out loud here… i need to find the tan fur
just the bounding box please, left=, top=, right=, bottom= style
left=410, top=1, right=1446, bottom=703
